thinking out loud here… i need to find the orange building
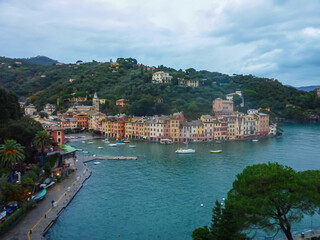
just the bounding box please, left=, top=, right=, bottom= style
left=75, top=115, right=88, bottom=128
left=116, top=99, right=129, bottom=107
left=105, top=114, right=129, bottom=138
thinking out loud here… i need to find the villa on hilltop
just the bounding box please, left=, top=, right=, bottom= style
left=152, top=71, right=173, bottom=84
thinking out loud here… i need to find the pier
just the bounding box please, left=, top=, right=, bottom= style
left=82, top=155, right=138, bottom=162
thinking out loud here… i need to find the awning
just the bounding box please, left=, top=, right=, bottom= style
left=59, top=145, right=77, bottom=154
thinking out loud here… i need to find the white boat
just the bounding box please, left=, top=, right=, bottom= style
left=117, top=142, right=125, bottom=145
left=94, top=162, right=101, bottom=165
left=83, top=151, right=89, bottom=153
left=160, top=139, right=173, bottom=144
left=210, top=150, right=222, bottom=153
left=175, top=148, right=195, bottom=154
left=123, top=140, right=130, bottom=143
left=87, top=142, right=94, bottom=144
left=252, top=139, right=259, bottom=142
left=129, top=145, right=136, bottom=148
left=81, top=141, right=85, bottom=143
left=97, top=147, right=103, bottom=149
left=104, top=141, right=110, bottom=143
left=109, top=144, right=117, bottom=147
left=183, top=142, right=188, bottom=145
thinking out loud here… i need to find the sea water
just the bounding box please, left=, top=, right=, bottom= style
left=47, top=123, right=320, bottom=240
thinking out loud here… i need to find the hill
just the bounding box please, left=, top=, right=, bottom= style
left=296, top=85, right=320, bottom=92
left=17, top=56, right=58, bottom=66
left=0, top=57, right=319, bottom=121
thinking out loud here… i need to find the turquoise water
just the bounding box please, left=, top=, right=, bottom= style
left=47, top=124, right=320, bottom=240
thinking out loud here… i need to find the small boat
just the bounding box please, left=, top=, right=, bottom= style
left=117, top=142, right=125, bottom=145
left=123, top=140, right=130, bottom=143
left=40, top=178, right=56, bottom=189
left=77, top=149, right=83, bottom=151
left=215, top=141, right=222, bottom=144
left=87, top=142, right=94, bottom=144
left=83, top=151, right=89, bottom=154
left=160, top=139, right=173, bottom=144
left=97, top=147, right=103, bottom=149
left=82, top=141, right=85, bottom=143
left=252, top=139, right=259, bottom=142
left=109, top=144, right=117, bottom=147
left=104, top=141, right=110, bottom=143
left=210, top=150, right=222, bottom=153
left=33, top=189, right=47, bottom=203
left=175, top=148, right=195, bottom=154
left=183, top=142, right=188, bottom=145
left=94, top=161, right=100, bottom=165
left=129, top=145, right=136, bottom=148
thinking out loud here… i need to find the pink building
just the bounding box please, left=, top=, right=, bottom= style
left=212, top=98, right=234, bottom=116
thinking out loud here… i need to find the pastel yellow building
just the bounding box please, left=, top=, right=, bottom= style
left=152, top=71, right=173, bottom=84
left=178, top=78, right=199, bottom=87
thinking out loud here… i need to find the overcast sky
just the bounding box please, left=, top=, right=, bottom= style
left=1, top=0, right=320, bottom=87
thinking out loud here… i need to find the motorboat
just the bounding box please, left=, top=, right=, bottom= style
left=83, top=151, right=89, bottom=153
left=33, top=189, right=47, bottom=203
left=129, top=145, right=136, bottom=148
left=94, top=162, right=101, bottom=165
left=117, top=142, right=125, bottom=145
left=183, top=142, right=188, bottom=145
left=175, top=148, right=195, bottom=154
left=87, top=142, right=94, bottom=144
left=123, top=140, right=130, bottom=143
left=40, top=178, right=56, bottom=189
left=81, top=141, right=85, bottom=143
left=97, top=146, right=103, bottom=149
left=104, top=141, right=110, bottom=143
left=109, top=144, right=117, bottom=147
left=210, top=150, right=222, bottom=153
left=160, top=139, right=173, bottom=144
left=215, top=141, right=222, bottom=144
left=252, top=139, right=259, bottom=142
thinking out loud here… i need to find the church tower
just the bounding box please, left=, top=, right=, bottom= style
left=92, top=92, right=99, bottom=112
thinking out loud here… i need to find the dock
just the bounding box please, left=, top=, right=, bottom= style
left=82, top=155, right=138, bottom=162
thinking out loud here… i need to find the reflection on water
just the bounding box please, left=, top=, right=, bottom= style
left=47, top=124, right=320, bottom=240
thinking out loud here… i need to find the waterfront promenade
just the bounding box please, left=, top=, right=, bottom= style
left=2, top=155, right=91, bottom=240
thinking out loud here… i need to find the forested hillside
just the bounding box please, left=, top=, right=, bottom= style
left=0, top=56, right=319, bottom=121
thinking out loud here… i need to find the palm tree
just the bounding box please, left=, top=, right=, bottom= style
left=0, top=139, right=25, bottom=183
left=33, top=131, right=53, bottom=164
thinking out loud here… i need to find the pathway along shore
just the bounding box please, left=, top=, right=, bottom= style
left=2, top=155, right=92, bottom=240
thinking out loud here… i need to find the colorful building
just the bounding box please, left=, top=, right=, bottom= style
left=152, top=71, right=173, bottom=84
left=45, top=126, right=65, bottom=145
left=116, top=99, right=129, bottom=108
left=212, top=98, right=234, bottom=116
left=178, top=78, right=199, bottom=87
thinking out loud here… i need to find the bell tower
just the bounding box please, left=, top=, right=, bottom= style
left=92, top=92, right=99, bottom=112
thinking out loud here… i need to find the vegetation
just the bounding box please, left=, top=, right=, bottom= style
left=0, top=140, right=25, bottom=183
left=33, top=130, right=53, bottom=160
left=1, top=56, right=319, bottom=121
left=193, top=163, right=320, bottom=240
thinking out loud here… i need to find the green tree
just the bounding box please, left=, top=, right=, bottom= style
left=192, top=226, right=211, bottom=240
left=0, top=140, right=25, bottom=183
left=33, top=130, right=53, bottom=161
left=227, top=162, right=320, bottom=240
left=39, top=112, right=49, bottom=118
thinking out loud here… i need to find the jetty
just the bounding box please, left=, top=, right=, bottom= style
left=82, top=155, right=138, bottom=162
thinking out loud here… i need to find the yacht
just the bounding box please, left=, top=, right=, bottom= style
left=175, top=148, right=195, bottom=154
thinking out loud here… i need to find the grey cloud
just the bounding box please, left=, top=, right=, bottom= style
left=0, top=0, right=319, bottom=86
